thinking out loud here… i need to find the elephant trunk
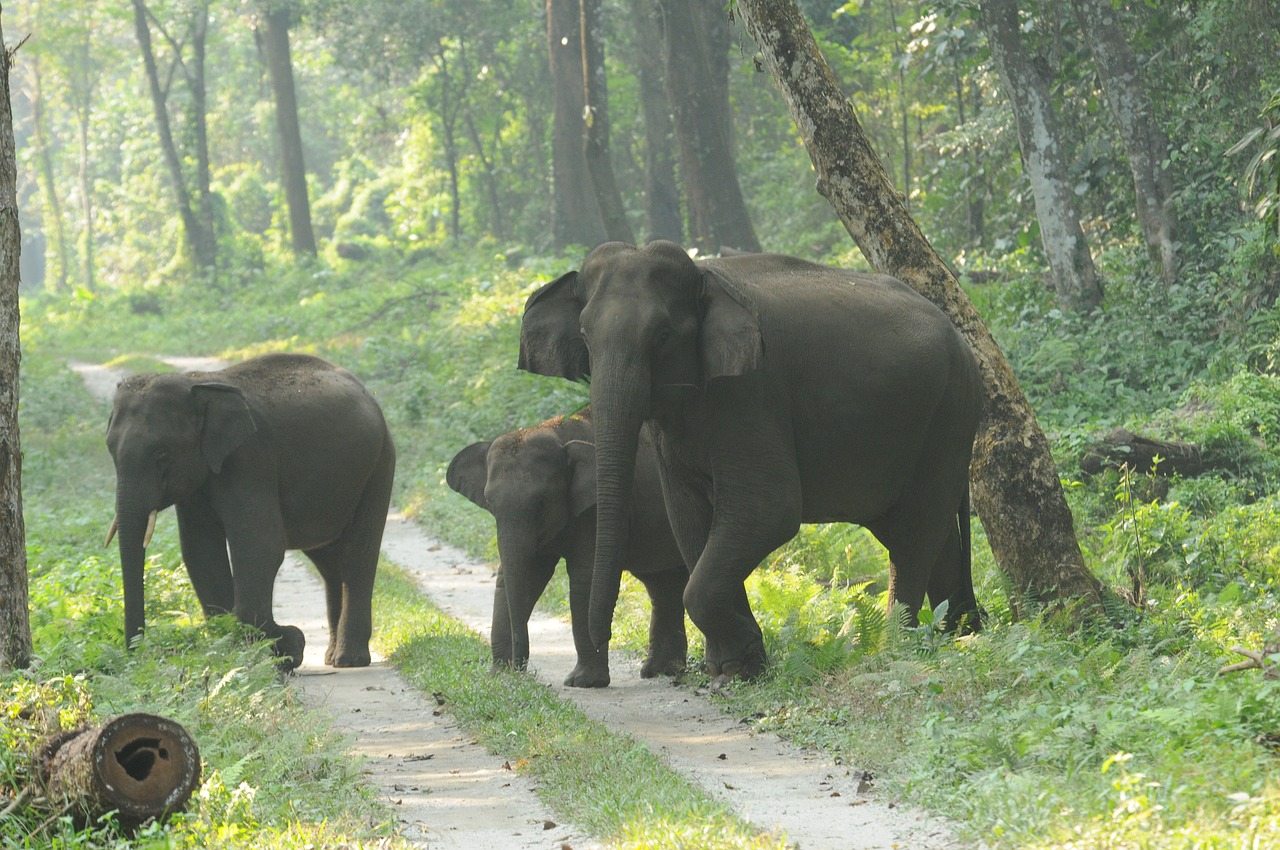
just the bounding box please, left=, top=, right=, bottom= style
left=588, top=358, right=650, bottom=651
left=113, top=487, right=158, bottom=648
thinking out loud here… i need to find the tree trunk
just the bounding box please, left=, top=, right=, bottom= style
left=0, top=12, right=31, bottom=673
left=37, top=714, right=201, bottom=828
left=979, top=0, right=1101, bottom=312
left=580, top=0, right=634, bottom=244
left=627, top=0, right=682, bottom=244
left=657, top=0, right=760, bottom=254
left=735, top=0, right=1106, bottom=621
left=259, top=4, right=316, bottom=257
left=547, top=0, right=604, bottom=249
left=130, top=0, right=216, bottom=269
left=1070, top=0, right=1178, bottom=284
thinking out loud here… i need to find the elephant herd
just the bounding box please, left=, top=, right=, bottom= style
left=105, top=240, right=983, bottom=689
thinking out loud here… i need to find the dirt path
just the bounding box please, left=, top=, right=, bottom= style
left=71, top=357, right=961, bottom=850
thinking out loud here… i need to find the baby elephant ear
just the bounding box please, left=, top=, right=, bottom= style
left=700, top=268, right=763, bottom=380
left=446, top=442, right=493, bottom=511
left=519, top=271, right=590, bottom=381
left=192, top=383, right=256, bottom=474
left=564, top=439, right=597, bottom=517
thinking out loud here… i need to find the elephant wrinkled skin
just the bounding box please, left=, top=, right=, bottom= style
left=447, top=409, right=688, bottom=688
left=105, top=352, right=396, bottom=670
left=519, top=241, right=983, bottom=686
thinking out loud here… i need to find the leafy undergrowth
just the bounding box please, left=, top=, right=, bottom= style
left=14, top=240, right=1280, bottom=847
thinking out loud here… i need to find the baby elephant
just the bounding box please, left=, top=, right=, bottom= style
left=446, top=410, right=687, bottom=687
left=105, top=352, right=395, bottom=670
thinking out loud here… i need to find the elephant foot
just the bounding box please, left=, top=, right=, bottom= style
left=325, top=639, right=372, bottom=668
left=640, top=651, right=687, bottom=679
left=274, top=625, right=306, bottom=672
left=703, top=639, right=766, bottom=684
left=563, top=662, right=610, bottom=688
left=490, top=657, right=529, bottom=674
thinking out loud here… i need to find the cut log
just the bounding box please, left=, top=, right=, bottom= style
left=37, top=713, right=200, bottom=828
left=1079, top=428, right=1203, bottom=477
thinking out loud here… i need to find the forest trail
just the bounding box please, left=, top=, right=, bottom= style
left=70, top=356, right=960, bottom=850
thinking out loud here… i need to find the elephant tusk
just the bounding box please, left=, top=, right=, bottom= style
left=143, top=510, right=158, bottom=549
left=104, top=516, right=118, bottom=548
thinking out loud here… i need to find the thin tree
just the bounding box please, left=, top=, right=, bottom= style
left=1070, top=0, right=1178, bottom=284
left=257, top=0, right=316, bottom=256
left=656, top=0, right=760, bottom=254
left=26, top=57, right=68, bottom=291
left=734, top=0, right=1106, bottom=619
left=547, top=0, right=604, bottom=249
left=979, top=0, right=1102, bottom=312
left=130, top=0, right=217, bottom=270
left=0, top=10, right=31, bottom=672
left=580, top=0, right=633, bottom=243
left=626, top=0, right=681, bottom=243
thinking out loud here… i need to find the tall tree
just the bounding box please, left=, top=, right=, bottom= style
left=547, top=0, right=604, bottom=249
left=735, top=0, right=1105, bottom=619
left=26, top=58, right=68, bottom=291
left=0, top=10, right=31, bottom=672
left=979, top=0, right=1102, bottom=312
left=131, top=0, right=217, bottom=269
left=626, top=0, right=681, bottom=243
left=580, top=0, right=633, bottom=243
left=656, top=0, right=760, bottom=254
left=1070, top=0, right=1178, bottom=284
left=257, top=0, right=316, bottom=256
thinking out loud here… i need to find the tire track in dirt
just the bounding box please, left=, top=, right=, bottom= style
left=72, top=356, right=962, bottom=849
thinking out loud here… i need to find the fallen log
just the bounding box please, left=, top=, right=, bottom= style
left=1079, top=428, right=1204, bottom=477
left=36, top=713, right=200, bottom=828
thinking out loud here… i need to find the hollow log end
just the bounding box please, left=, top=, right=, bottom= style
left=95, top=713, right=202, bottom=821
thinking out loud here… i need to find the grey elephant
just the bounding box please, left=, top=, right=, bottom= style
left=519, top=240, right=983, bottom=686
left=446, top=409, right=688, bottom=688
left=105, top=352, right=396, bottom=670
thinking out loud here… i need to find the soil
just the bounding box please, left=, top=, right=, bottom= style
left=71, top=357, right=963, bottom=850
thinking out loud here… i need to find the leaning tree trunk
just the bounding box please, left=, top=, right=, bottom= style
left=1070, top=0, right=1178, bottom=284
left=735, top=0, right=1106, bottom=621
left=0, top=10, right=31, bottom=673
left=979, top=0, right=1102, bottom=312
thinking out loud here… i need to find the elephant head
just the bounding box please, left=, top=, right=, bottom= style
left=518, top=241, right=762, bottom=650
left=105, top=373, right=257, bottom=646
left=446, top=420, right=596, bottom=667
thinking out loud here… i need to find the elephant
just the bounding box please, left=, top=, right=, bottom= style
left=446, top=408, right=688, bottom=687
left=104, top=352, right=396, bottom=670
left=519, top=240, right=983, bottom=686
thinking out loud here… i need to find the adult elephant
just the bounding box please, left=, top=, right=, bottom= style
left=519, top=240, right=982, bottom=686
left=447, top=409, right=688, bottom=687
left=105, top=353, right=396, bottom=670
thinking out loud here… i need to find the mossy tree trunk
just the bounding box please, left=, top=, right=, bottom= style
left=735, top=0, right=1106, bottom=619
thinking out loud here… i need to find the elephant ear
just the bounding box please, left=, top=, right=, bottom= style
left=564, top=439, right=597, bottom=517
left=519, top=271, right=590, bottom=381
left=192, top=383, right=256, bottom=474
left=446, top=442, right=493, bottom=512
left=700, top=268, right=764, bottom=380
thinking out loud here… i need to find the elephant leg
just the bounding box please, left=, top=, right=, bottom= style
left=175, top=499, right=234, bottom=618
left=226, top=529, right=299, bottom=670
left=635, top=567, right=688, bottom=678
left=870, top=504, right=958, bottom=630
left=925, top=516, right=981, bottom=634
left=306, top=461, right=393, bottom=669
